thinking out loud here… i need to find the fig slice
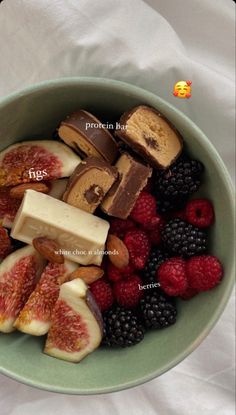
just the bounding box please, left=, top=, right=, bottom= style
left=14, top=260, right=78, bottom=336
left=0, top=245, right=46, bottom=333
left=0, top=140, right=81, bottom=187
left=44, top=279, right=103, bottom=363
left=0, top=187, right=21, bottom=228
left=0, top=227, right=13, bottom=260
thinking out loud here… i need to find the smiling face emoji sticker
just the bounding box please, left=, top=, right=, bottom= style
left=173, top=80, right=192, bottom=98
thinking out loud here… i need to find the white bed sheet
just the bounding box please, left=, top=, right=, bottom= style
left=0, top=1, right=235, bottom=414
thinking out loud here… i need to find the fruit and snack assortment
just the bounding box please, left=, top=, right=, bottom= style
left=0, top=105, right=223, bottom=362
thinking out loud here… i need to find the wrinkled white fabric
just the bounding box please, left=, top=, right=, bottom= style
left=0, top=0, right=235, bottom=414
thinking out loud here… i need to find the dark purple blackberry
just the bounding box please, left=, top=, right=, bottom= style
left=102, top=306, right=144, bottom=347
left=162, top=218, right=207, bottom=257
left=139, top=289, right=177, bottom=329
left=153, top=155, right=204, bottom=203
left=141, top=248, right=170, bottom=285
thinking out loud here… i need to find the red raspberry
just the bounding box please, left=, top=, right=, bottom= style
left=107, top=262, right=122, bottom=282
left=119, top=263, right=135, bottom=276
left=109, top=218, right=135, bottom=239
left=130, top=192, right=156, bottom=225
left=0, top=227, right=12, bottom=259
left=107, top=262, right=135, bottom=282
left=158, top=257, right=188, bottom=296
left=185, top=199, right=214, bottom=228
left=186, top=255, right=223, bottom=291
left=180, top=286, right=198, bottom=300
left=114, top=275, right=143, bottom=308
left=90, top=279, right=114, bottom=311
left=143, top=215, right=165, bottom=245
left=142, top=215, right=163, bottom=231
left=124, top=229, right=151, bottom=270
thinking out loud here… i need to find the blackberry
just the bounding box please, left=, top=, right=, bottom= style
left=139, top=289, right=177, bottom=329
left=162, top=218, right=207, bottom=257
left=153, top=155, right=204, bottom=203
left=141, top=248, right=170, bottom=284
left=102, top=306, right=144, bottom=347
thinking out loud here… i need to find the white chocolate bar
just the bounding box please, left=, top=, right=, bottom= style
left=11, top=190, right=110, bottom=266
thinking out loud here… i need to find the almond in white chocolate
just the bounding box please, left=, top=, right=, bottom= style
left=116, top=106, right=183, bottom=169
left=10, top=190, right=110, bottom=266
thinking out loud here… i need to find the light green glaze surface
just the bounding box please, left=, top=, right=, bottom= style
left=0, top=78, right=235, bottom=394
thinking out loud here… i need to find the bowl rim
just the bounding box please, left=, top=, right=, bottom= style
left=0, top=76, right=235, bottom=395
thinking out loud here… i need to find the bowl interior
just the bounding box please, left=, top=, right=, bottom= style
left=0, top=78, right=234, bottom=394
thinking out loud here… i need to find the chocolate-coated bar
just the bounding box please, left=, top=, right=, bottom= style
left=101, top=153, right=152, bottom=219
left=58, top=110, right=118, bottom=164
left=115, top=105, right=183, bottom=169
left=63, top=157, right=118, bottom=213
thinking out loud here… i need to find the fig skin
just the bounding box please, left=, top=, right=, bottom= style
left=44, top=279, right=103, bottom=363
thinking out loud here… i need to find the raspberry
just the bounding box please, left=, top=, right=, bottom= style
left=0, top=227, right=12, bottom=259
left=119, top=263, right=135, bottom=276
left=158, top=257, right=188, bottom=296
left=107, top=262, right=135, bottom=282
left=107, top=262, right=122, bottom=282
left=124, top=229, right=151, bottom=270
left=186, top=255, right=223, bottom=291
left=130, top=192, right=156, bottom=225
left=143, top=215, right=165, bottom=245
left=180, top=286, right=198, bottom=300
left=185, top=199, right=214, bottom=228
left=114, top=275, right=143, bottom=308
left=90, top=279, right=114, bottom=311
left=148, top=227, right=162, bottom=245
left=109, top=218, right=135, bottom=239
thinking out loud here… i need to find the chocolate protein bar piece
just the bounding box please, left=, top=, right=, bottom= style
left=115, top=105, right=183, bottom=169
left=58, top=110, right=118, bottom=164
left=101, top=153, right=152, bottom=219
left=63, top=157, right=118, bottom=214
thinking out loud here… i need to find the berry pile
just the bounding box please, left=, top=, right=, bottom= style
left=90, top=152, right=224, bottom=349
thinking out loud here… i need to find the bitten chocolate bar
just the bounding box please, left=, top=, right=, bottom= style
left=115, top=105, right=183, bottom=169
left=58, top=110, right=118, bottom=164
left=63, top=157, right=118, bottom=214
left=11, top=190, right=110, bottom=266
left=101, top=153, right=152, bottom=219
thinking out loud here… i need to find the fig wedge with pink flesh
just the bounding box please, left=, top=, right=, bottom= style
left=14, top=260, right=78, bottom=336
left=0, top=140, right=80, bottom=187
left=0, top=245, right=46, bottom=333
left=44, top=279, right=103, bottom=363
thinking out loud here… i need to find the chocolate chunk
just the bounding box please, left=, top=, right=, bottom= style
left=84, top=185, right=104, bottom=204
left=115, top=105, right=183, bottom=169
left=63, top=157, right=118, bottom=214
left=58, top=110, right=118, bottom=164
left=101, top=153, right=152, bottom=219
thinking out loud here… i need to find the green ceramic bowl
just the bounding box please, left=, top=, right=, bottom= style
left=0, top=78, right=235, bottom=394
